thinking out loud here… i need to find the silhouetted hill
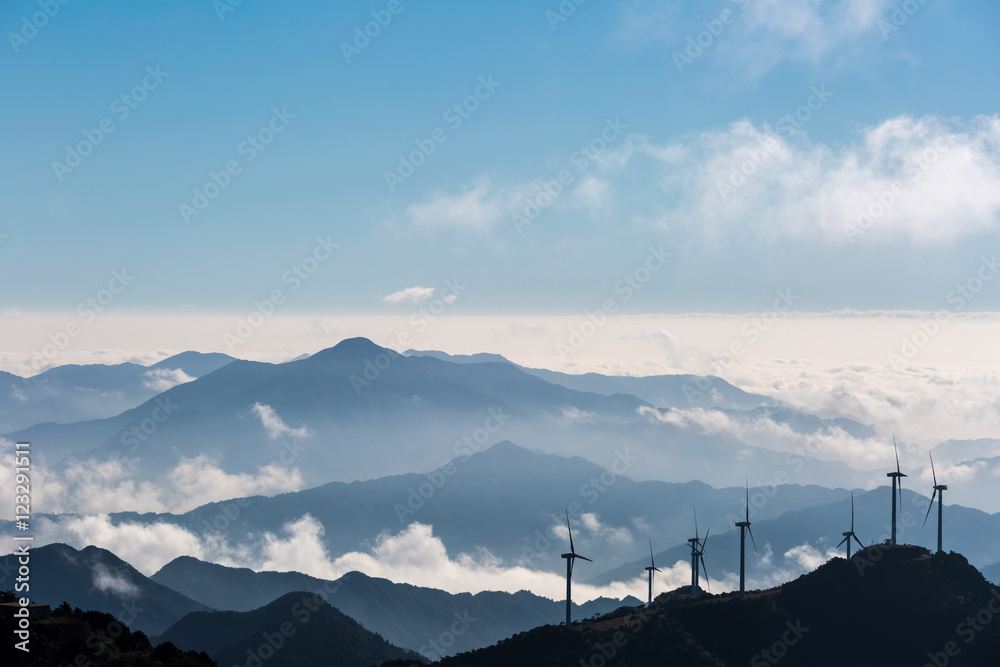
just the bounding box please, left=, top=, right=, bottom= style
left=0, top=543, right=212, bottom=635
left=424, top=549, right=1000, bottom=666
left=156, top=591, right=422, bottom=667
left=151, top=556, right=640, bottom=657
left=0, top=593, right=217, bottom=667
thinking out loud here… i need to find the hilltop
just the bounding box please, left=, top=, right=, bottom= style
left=407, top=547, right=1000, bottom=666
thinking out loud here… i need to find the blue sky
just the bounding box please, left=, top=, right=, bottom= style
left=2, top=0, right=999, bottom=319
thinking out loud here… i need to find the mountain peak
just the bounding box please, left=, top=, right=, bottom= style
left=312, top=337, right=396, bottom=360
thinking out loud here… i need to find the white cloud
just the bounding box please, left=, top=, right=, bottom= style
left=637, top=404, right=892, bottom=469
left=255, top=517, right=669, bottom=602
left=251, top=403, right=311, bottom=440
left=142, top=368, right=196, bottom=392
left=573, top=177, right=610, bottom=206
left=783, top=543, right=840, bottom=572
left=0, top=446, right=303, bottom=519
left=407, top=178, right=510, bottom=233
left=40, top=515, right=213, bottom=575
left=579, top=512, right=634, bottom=547
left=91, top=563, right=140, bottom=597
left=398, top=115, right=1000, bottom=244
left=616, top=115, right=1000, bottom=244
left=382, top=286, right=435, bottom=305
left=620, top=0, right=896, bottom=77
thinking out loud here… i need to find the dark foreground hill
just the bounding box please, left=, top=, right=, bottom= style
left=406, top=547, right=1000, bottom=666
left=0, top=593, right=217, bottom=667
left=155, top=591, right=422, bottom=667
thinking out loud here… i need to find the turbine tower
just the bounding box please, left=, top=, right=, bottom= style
left=687, top=508, right=710, bottom=598
left=923, top=452, right=948, bottom=553
left=734, top=479, right=757, bottom=598
left=887, top=436, right=907, bottom=546
left=644, top=539, right=661, bottom=607
left=836, top=491, right=865, bottom=559
left=561, top=511, right=591, bottom=628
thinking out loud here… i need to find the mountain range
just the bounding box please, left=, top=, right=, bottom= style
left=0, top=351, right=234, bottom=434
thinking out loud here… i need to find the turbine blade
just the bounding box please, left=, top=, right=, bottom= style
left=702, top=527, right=711, bottom=551
left=851, top=491, right=855, bottom=532
left=894, top=435, right=901, bottom=474
left=576, top=555, right=593, bottom=563
left=653, top=567, right=662, bottom=573
left=745, top=478, right=750, bottom=523
left=852, top=535, right=865, bottom=550
left=923, top=490, right=937, bottom=526
left=699, top=555, right=710, bottom=590
left=837, top=535, right=849, bottom=548
left=649, top=538, right=655, bottom=568
left=566, top=510, right=575, bottom=555
left=930, top=451, right=937, bottom=487
left=747, top=525, right=758, bottom=553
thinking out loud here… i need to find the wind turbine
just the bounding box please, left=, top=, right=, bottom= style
left=734, top=479, right=757, bottom=598
left=687, top=508, right=710, bottom=598
left=887, top=436, right=907, bottom=546
left=836, top=491, right=865, bottom=559
left=923, top=452, right=948, bottom=553
left=644, top=539, right=661, bottom=607
left=561, top=511, right=592, bottom=627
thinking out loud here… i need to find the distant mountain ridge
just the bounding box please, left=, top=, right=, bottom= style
left=5, top=338, right=876, bottom=493
left=0, top=351, right=234, bottom=433
left=151, top=556, right=640, bottom=658
left=405, top=347, right=774, bottom=410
